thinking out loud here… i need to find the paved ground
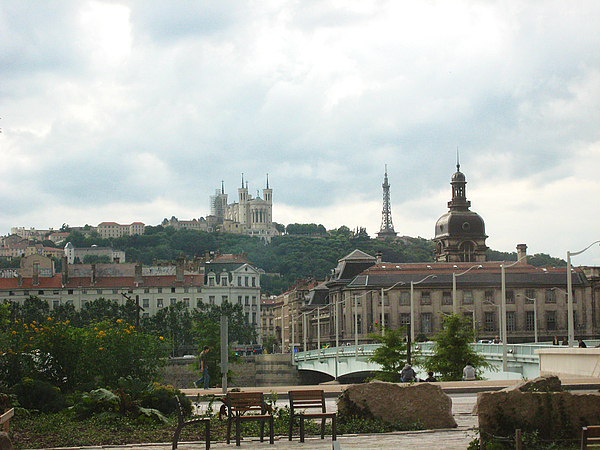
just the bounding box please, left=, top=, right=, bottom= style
left=32, top=377, right=600, bottom=450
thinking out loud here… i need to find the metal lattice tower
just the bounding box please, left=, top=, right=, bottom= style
left=377, top=165, right=397, bottom=239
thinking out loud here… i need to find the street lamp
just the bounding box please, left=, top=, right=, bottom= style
left=380, top=281, right=406, bottom=335
left=567, top=241, right=600, bottom=347
left=501, top=255, right=528, bottom=371
left=517, top=294, right=538, bottom=343
left=452, top=264, right=483, bottom=315
left=410, top=275, right=437, bottom=342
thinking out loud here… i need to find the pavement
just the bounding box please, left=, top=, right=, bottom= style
left=32, top=377, right=600, bottom=450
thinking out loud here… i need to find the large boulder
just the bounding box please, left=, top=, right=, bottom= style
left=337, top=380, right=457, bottom=429
left=504, top=375, right=563, bottom=393
left=477, top=377, right=600, bottom=441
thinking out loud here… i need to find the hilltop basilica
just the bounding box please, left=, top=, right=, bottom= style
left=162, top=174, right=278, bottom=242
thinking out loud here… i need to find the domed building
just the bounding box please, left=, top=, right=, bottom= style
left=434, top=163, right=488, bottom=262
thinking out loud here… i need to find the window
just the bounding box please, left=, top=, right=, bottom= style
left=221, top=295, right=228, bottom=303
left=400, top=313, right=410, bottom=325
left=399, top=291, right=410, bottom=305
left=238, top=296, right=242, bottom=304
left=142, top=298, right=149, bottom=308
left=506, top=311, right=515, bottom=332
left=8, top=291, right=13, bottom=296
left=506, top=290, right=514, bottom=304
left=157, top=298, right=164, bottom=308
left=382, top=293, right=389, bottom=306
left=252, top=277, right=256, bottom=287
left=353, top=294, right=361, bottom=306
left=245, top=276, right=249, bottom=286
left=183, top=298, right=190, bottom=307
left=238, top=276, right=242, bottom=286
left=252, top=312, right=257, bottom=325
left=209, top=296, right=215, bottom=305
left=546, top=310, right=557, bottom=330
left=171, top=287, right=176, bottom=293
left=463, top=311, right=473, bottom=327
left=245, top=296, right=249, bottom=306
left=112, top=289, right=119, bottom=294
left=170, top=298, right=177, bottom=305
left=184, top=287, right=189, bottom=293
left=157, top=287, right=163, bottom=293
left=23, top=290, right=29, bottom=296
left=252, top=296, right=257, bottom=305
left=144, top=288, right=150, bottom=293
left=420, top=291, right=431, bottom=305
left=142, top=312, right=149, bottom=318
left=38, top=290, right=44, bottom=295
left=66, top=300, right=74, bottom=306
left=526, top=311, right=535, bottom=331
left=484, top=312, right=495, bottom=332
left=220, top=275, right=228, bottom=286
left=53, top=300, right=59, bottom=309
left=545, top=290, right=556, bottom=303
left=442, top=291, right=452, bottom=305
left=68, top=289, right=73, bottom=295
left=525, top=290, right=535, bottom=303
left=96, top=289, right=102, bottom=295
left=82, top=289, right=87, bottom=294
left=421, top=313, right=432, bottom=334
left=196, top=287, right=202, bottom=293
left=463, top=290, right=473, bottom=305
left=485, top=290, right=494, bottom=303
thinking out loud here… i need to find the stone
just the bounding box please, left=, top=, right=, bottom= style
left=503, top=375, right=563, bottom=393
left=477, top=386, right=600, bottom=441
left=337, top=380, right=457, bottom=429
left=0, top=432, right=13, bottom=450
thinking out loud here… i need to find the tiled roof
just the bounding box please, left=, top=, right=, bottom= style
left=0, top=274, right=203, bottom=290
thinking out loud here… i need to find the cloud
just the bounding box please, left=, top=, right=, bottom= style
left=1, top=0, right=599, bottom=265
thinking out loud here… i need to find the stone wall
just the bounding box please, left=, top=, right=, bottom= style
left=477, top=376, right=600, bottom=442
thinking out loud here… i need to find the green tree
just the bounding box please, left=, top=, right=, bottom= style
left=367, top=327, right=409, bottom=382
left=424, top=314, right=491, bottom=381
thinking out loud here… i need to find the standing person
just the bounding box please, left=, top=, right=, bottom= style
left=400, top=364, right=416, bottom=382
left=194, top=346, right=210, bottom=389
left=462, top=362, right=476, bottom=381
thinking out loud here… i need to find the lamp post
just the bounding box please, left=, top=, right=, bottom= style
left=452, top=264, right=482, bottom=315
left=501, top=256, right=528, bottom=371
left=410, top=275, right=437, bottom=342
left=567, top=241, right=600, bottom=347
left=380, top=281, right=406, bottom=335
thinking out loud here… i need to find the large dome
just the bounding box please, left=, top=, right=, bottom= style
left=435, top=210, right=486, bottom=239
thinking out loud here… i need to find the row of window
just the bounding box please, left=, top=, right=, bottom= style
left=206, top=274, right=257, bottom=288
left=336, top=310, right=579, bottom=335
left=354, top=289, right=575, bottom=306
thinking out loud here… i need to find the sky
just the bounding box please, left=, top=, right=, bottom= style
left=1, top=1, right=600, bottom=265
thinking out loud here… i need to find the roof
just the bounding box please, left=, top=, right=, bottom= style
left=346, top=261, right=588, bottom=289
left=0, top=274, right=203, bottom=290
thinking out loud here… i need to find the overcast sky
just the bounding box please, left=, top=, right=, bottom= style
left=1, top=1, right=599, bottom=265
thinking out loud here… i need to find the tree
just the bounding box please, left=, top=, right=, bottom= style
left=367, top=327, right=410, bottom=382
left=424, top=314, right=491, bottom=381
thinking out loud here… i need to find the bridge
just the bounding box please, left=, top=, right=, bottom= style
left=293, top=342, right=598, bottom=381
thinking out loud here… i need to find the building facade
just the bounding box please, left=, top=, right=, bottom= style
left=97, top=222, right=145, bottom=239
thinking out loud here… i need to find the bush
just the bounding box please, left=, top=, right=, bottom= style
left=12, top=378, right=65, bottom=413
left=139, top=383, right=192, bottom=416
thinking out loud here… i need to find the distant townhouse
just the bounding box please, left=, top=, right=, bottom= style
left=97, top=222, right=145, bottom=239
left=64, top=242, right=126, bottom=264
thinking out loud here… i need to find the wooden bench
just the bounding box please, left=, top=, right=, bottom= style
left=226, top=392, right=274, bottom=446
left=582, top=425, right=600, bottom=449
left=288, top=390, right=337, bottom=443
left=0, top=409, right=14, bottom=433
left=172, top=396, right=210, bottom=450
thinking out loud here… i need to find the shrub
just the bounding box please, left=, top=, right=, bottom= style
left=12, top=378, right=65, bottom=413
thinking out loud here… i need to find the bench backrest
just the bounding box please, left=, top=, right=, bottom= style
left=583, top=426, right=600, bottom=448
left=226, top=392, right=268, bottom=417
left=289, top=390, right=327, bottom=414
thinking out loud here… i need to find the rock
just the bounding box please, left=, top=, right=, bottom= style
left=477, top=388, right=600, bottom=441
left=337, top=380, right=457, bottom=429
left=503, top=375, right=563, bottom=393
left=0, top=432, right=13, bottom=450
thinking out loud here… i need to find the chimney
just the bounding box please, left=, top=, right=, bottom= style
left=516, top=244, right=528, bottom=264
left=376, top=251, right=382, bottom=264
left=32, top=263, right=39, bottom=286
left=62, top=257, right=69, bottom=286
left=135, top=261, right=143, bottom=285
left=91, top=263, right=96, bottom=285
left=176, top=256, right=184, bottom=282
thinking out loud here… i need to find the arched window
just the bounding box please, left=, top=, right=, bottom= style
left=459, top=241, right=475, bottom=262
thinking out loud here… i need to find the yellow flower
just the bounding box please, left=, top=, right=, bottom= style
left=159, top=336, right=164, bottom=341
left=99, top=347, right=103, bottom=350
left=116, top=319, right=122, bottom=324
left=11, top=331, right=17, bottom=335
